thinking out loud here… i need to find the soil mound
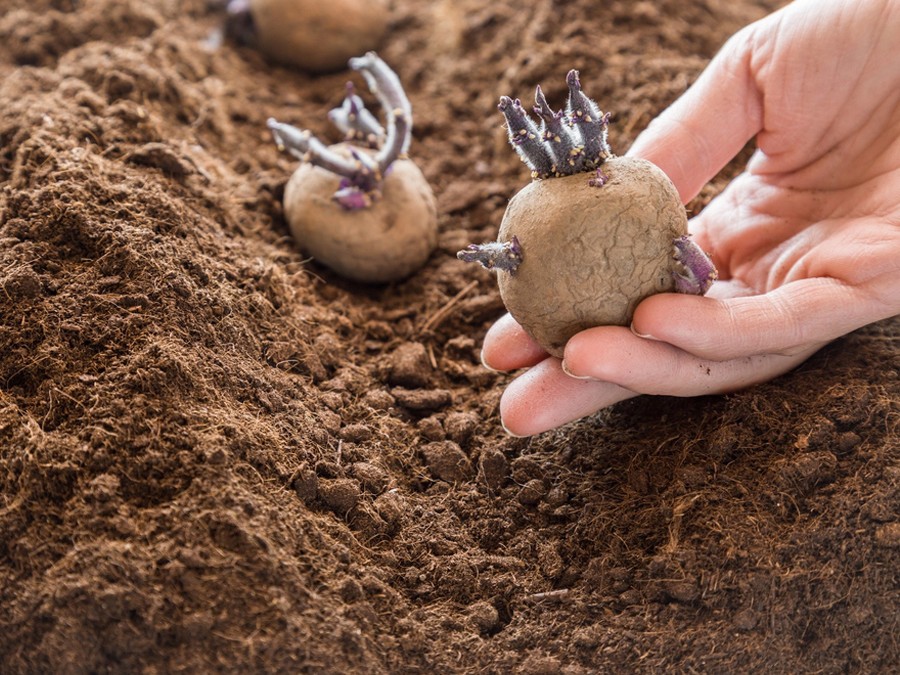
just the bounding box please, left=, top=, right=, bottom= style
left=1, top=1, right=897, bottom=672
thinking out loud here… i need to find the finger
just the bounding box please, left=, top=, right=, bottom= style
left=626, top=26, right=763, bottom=203
left=630, top=277, right=890, bottom=361
left=499, top=358, right=637, bottom=437
left=563, top=325, right=819, bottom=396
left=481, top=312, right=548, bottom=372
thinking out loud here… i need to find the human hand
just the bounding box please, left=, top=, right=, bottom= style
left=483, top=0, right=900, bottom=436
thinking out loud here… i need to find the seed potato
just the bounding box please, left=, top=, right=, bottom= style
left=249, top=0, right=389, bottom=72
left=497, top=157, right=687, bottom=357
left=284, top=147, right=437, bottom=284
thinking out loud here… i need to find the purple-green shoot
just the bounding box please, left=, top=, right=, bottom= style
left=268, top=51, right=411, bottom=210
left=499, top=70, right=612, bottom=180
left=327, top=82, right=385, bottom=148
left=499, top=97, right=556, bottom=180
left=351, top=52, right=412, bottom=170
left=457, top=236, right=524, bottom=273
left=533, top=86, right=572, bottom=176
left=673, top=235, right=718, bottom=294
left=566, top=70, right=612, bottom=170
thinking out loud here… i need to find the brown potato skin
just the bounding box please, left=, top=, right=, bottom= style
left=284, top=146, right=438, bottom=284
left=250, top=0, right=389, bottom=73
left=497, top=157, right=687, bottom=358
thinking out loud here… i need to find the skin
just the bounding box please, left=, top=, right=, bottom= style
left=482, top=0, right=900, bottom=437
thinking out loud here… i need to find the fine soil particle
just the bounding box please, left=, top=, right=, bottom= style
left=1, top=1, right=898, bottom=673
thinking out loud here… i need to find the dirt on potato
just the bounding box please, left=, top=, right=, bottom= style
left=0, top=1, right=897, bottom=673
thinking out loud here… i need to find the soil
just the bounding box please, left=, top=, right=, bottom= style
left=1, top=1, right=897, bottom=673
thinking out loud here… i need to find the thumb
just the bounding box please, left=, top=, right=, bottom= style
left=626, top=26, right=763, bottom=203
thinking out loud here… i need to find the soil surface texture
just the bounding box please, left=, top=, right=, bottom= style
left=1, top=1, right=898, bottom=673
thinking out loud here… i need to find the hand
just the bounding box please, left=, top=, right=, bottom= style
left=482, top=0, right=900, bottom=436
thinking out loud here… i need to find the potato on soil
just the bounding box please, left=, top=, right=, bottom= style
left=284, top=147, right=437, bottom=284
left=269, top=53, right=438, bottom=284
left=248, top=0, right=389, bottom=73
left=497, top=156, right=687, bottom=358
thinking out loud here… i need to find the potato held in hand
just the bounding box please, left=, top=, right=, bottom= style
left=496, top=157, right=693, bottom=356
left=459, top=71, right=717, bottom=358
left=269, top=53, right=437, bottom=284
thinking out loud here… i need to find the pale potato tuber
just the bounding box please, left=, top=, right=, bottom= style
left=269, top=53, right=437, bottom=284
left=459, top=70, right=717, bottom=358
left=283, top=149, right=436, bottom=283
left=225, top=0, right=389, bottom=73
left=495, top=158, right=690, bottom=356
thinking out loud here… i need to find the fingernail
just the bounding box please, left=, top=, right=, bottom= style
left=500, top=418, right=529, bottom=438
left=561, top=359, right=593, bottom=380
left=630, top=322, right=658, bottom=340
left=480, top=348, right=502, bottom=373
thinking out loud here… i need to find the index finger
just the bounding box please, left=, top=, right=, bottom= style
left=626, top=25, right=762, bottom=203
left=630, top=277, right=894, bottom=361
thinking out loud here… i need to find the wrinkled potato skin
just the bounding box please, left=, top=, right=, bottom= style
left=497, top=157, right=687, bottom=358
left=284, top=147, right=437, bottom=284
left=250, top=0, right=389, bottom=73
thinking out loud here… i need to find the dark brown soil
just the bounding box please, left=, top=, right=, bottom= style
left=1, top=1, right=897, bottom=673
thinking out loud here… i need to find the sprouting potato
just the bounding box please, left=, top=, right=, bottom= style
left=459, top=70, right=717, bottom=358
left=280, top=148, right=436, bottom=284
left=268, top=53, right=437, bottom=284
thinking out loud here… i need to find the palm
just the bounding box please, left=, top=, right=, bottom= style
left=697, top=167, right=900, bottom=307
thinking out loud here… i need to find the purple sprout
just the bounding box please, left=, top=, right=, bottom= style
left=327, top=82, right=385, bottom=148
left=672, top=235, right=719, bottom=294
left=565, top=70, right=612, bottom=170
left=499, top=70, right=612, bottom=179
left=499, top=96, right=556, bottom=180
left=457, top=236, right=524, bottom=273
left=268, top=52, right=411, bottom=210
left=533, top=85, right=574, bottom=175
left=588, top=167, right=610, bottom=188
